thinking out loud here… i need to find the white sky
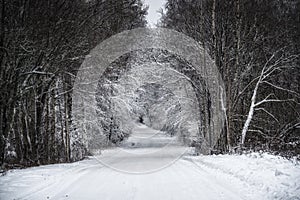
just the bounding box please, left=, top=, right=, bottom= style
left=143, top=0, right=166, bottom=27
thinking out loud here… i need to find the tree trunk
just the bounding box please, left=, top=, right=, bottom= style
left=241, top=81, right=259, bottom=145
left=64, top=88, right=70, bottom=162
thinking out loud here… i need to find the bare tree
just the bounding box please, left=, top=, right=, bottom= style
left=241, top=52, right=299, bottom=145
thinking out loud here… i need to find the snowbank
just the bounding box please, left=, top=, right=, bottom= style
left=189, top=152, right=300, bottom=200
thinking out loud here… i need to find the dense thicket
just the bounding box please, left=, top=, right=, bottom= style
left=161, top=0, right=300, bottom=156
left=1, top=0, right=299, bottom=169
left=0, top=0, right=147, bottom=168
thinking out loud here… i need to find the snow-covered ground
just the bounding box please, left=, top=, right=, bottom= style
left=0, top=124, right=299, bottom=200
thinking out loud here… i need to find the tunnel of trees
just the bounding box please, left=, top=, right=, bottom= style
left=93, top=49, right=213, bottom=153
left=0, top=0, right=299, bottom=169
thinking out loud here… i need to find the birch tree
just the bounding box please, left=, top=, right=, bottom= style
left=241, top=52, right=299, bottom=145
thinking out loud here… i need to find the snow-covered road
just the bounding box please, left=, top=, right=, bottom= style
left=1, top=125, right=299, bottom=200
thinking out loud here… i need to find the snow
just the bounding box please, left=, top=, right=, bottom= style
left=188, top=153, right=300, bottom=200
left=0, top=124, right=299, bottom=200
